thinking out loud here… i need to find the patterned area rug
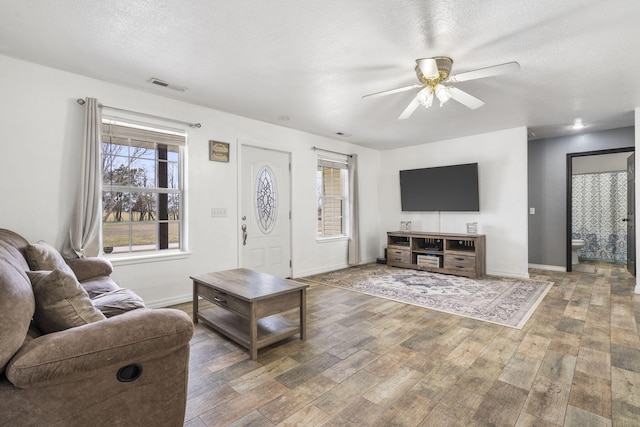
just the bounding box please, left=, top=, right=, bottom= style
left=302, top=264, right=554, bottom=329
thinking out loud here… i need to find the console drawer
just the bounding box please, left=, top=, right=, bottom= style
left=388, top=247, right=411, bottom=264
left=444, top=254, right=476, bottom=271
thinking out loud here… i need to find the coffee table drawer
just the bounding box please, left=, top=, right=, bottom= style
left=197, top=283, right=250, bottom=317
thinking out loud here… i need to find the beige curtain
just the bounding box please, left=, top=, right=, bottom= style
left=348, top=154, right=360, bottom=265
left=65, top=98, right=102, bottom=258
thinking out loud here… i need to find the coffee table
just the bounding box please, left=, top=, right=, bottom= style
left=190, top=268, right=308, bottom=360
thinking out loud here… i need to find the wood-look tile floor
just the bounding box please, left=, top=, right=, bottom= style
left=176, top=262, right=640, bottom=426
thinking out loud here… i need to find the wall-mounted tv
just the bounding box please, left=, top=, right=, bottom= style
left=399, top=163, right=479, bottom=212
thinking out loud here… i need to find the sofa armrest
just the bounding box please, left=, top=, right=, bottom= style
left=65, top=257, right=113, bottom=282
left=5, top=308, right=193, bottom=389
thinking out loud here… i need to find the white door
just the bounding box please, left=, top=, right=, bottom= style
left=240, top=145, right=291, bottom=278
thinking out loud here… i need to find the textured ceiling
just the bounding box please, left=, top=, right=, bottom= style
left=1, top=0, right=638, bottom=149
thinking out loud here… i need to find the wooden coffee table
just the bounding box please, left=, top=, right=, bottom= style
left=190, top=268, right=308, bottom=360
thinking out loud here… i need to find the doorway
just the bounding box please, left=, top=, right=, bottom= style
left=239, top=145, right=292, bottom=278
left=566, top=147, right=635, bottom=273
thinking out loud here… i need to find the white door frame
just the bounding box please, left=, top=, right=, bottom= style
left=237, top=142, right=293, bottom=277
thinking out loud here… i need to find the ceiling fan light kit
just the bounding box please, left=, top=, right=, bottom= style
left=417, top=87, right=434, bottom=108
left=434, top=84, right=451, bottom=106
left=362, top=56, right=520, bottom=119
left=416, top=56, right=453, bottom=83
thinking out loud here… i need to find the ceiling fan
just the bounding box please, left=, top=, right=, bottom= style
left=362, top=57, right=520, bottom=120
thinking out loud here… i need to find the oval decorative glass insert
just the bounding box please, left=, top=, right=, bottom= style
left=255, top=166, right=277, bottom=233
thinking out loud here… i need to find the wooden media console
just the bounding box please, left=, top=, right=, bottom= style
left=387, top=231, right=486, bottom=278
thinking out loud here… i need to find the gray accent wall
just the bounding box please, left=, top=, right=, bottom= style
left=528, top=127, right=635, bottom=267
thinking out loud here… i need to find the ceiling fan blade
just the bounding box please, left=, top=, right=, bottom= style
left=416, top=58, right=439, bottom=79
left=448, top=87, right=485, bottom=109
left=447, top=61, right=520, bottom=83
left=398, top=96, right=421, bottom=120
left=362, top=84, right=423, bottom=99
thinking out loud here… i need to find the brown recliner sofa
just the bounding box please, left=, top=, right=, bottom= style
left=0, top=228, right=194, bottom=426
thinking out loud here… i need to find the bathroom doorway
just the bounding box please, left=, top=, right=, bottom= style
left=627, top=153, right=635, bottom=275
left=566, top=147, right=635, bottom=273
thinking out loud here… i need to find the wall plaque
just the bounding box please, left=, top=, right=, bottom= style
left=209, top=140, right=230, bottom=162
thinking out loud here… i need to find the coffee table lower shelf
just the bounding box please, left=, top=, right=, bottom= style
left=197, top=307, right=301, bottom=354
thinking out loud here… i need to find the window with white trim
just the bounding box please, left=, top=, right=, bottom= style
left=101, top=119, right=186, bottom=254
left=317, top=158, right=349, bottom=238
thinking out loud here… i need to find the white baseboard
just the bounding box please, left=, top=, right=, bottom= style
left=293, top=258, right=376, bottom=279
left=528, top=263, right=566, bottom=272
left=487, top=270, right=530, bottom=279
left=148, top=258, right=378, bottom=305
left=294, top=263, right=349, bottom=278
left=146, top=260, right=561, bottom=307
left=146, top=294, right=192, bottom=309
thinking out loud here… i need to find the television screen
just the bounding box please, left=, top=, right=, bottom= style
left=399, top=163, right=479, bottom=211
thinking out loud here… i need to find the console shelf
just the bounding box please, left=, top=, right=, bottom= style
left=387, top=231, right=485, bottom=278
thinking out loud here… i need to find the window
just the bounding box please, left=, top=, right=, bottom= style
left=317, top=158, right=349, bottom=238
left=101, top=119, right=186, bottom=254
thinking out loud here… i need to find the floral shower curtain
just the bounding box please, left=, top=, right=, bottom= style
left=572, top=172, right=627, bottom=263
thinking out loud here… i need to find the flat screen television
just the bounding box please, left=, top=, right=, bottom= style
left=399, top=163, right=479, bottom=212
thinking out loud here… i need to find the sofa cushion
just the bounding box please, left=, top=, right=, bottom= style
left=27, top=269, right=106, bottom=333
left=25, top=241, right=74, bottom=276
left=78, top=276, right=121, bottom=299
left=91, top=288, right=146, bottom=317
left=0, top=244, right=35, bottom=374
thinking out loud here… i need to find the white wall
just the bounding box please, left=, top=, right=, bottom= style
left=0, top=55, right=381, bottom=306
left=0, top=54, right=534, bottom=304
left=636, top=108, right=640, bottom=294
left=378, top=127, right=529, bottom=277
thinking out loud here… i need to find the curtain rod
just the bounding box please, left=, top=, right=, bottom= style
left=312, top=146, right=352, bottom=158
left=77, top=98, right=201, bottom=128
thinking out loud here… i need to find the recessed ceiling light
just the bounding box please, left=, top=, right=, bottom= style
left=571, top=118, right=585, bottom=129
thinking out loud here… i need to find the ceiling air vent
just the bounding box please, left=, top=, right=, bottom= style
left=147, top=77, right=187, bottom=92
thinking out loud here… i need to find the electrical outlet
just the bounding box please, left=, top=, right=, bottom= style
left=529, top=207, right=535, bottom=215
left=211, top=208, right=227, bottom=217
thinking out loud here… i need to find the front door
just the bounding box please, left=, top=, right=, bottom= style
left=627, top=153, right=635, bottom=276
left=240, top=145, right=291, bottom=278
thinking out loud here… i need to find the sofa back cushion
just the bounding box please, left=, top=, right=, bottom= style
left=0, top=242, right=35, bottom=374
left=27, top=269, right=106, bottom=333
left=25, top=241, right=75, bottom=276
